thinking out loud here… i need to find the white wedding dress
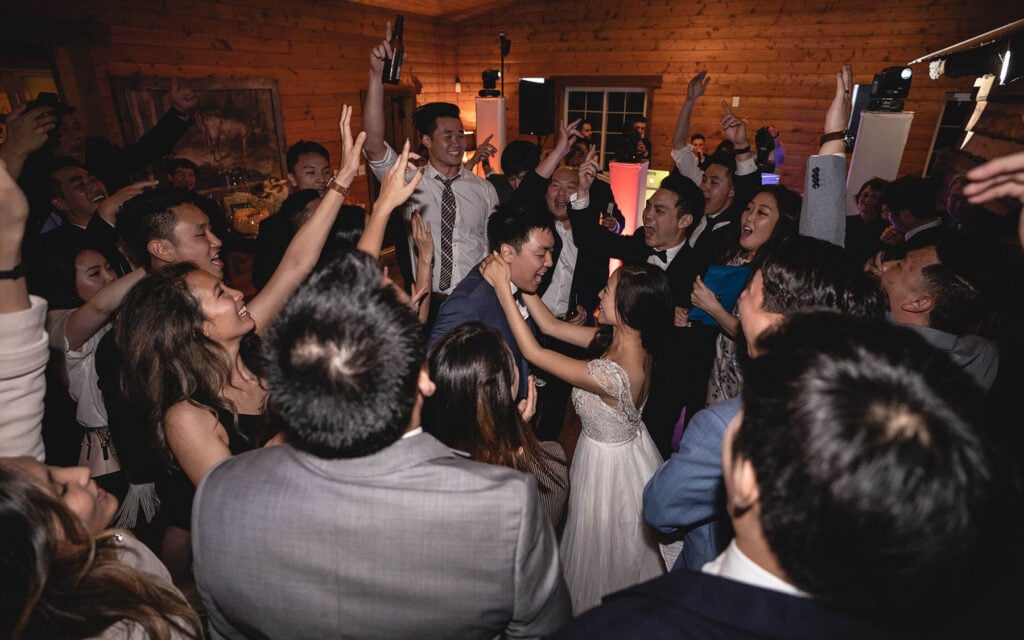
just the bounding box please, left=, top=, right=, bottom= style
left=560, top=358, right=676, bottom=615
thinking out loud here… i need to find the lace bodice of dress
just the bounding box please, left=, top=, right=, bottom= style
left=572, top=359, right=645, bottom=445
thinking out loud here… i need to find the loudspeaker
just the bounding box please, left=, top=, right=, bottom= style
left=518, top=79, right=554, bottom=136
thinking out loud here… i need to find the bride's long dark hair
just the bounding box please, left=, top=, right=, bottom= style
left=589, top=263, right=673, bottom=357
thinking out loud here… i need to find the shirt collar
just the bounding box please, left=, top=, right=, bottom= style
left=702, top=540, right=809, bottom=598
left=904, top=218, right=941, bottom=241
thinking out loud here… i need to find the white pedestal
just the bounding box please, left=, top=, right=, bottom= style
left=846, top=111, right=914, bottom=218
left=475, top=97, right=506, bottom=172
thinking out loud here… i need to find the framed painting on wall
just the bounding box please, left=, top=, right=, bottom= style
left=109, top=76, right=287, bottom=192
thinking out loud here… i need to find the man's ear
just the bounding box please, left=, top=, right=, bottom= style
left=901, top=294, right=934, bottom=315
left=676, top=212, right=694, bottom=231
left=286, top=172, right=298, bottom=188
left=51, top=197, right=70, bottom=214
left=420, top=133, right=433, bottom=152
left=728, top=456, right=761, bottom=517
left=498, top=242, right=517, bottom=263
left=417, top=366, right=436, bottom=398
left=147, top=238, right=176, bottom=265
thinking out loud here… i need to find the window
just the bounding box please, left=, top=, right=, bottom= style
left=565, top=87, right=648, bottom=169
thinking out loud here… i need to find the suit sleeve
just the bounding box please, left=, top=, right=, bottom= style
left=507, top=475, right=571, bottom=638
left=643, top=404, right=730, bottom=533
left=799, top=154, right=847, bottom=247
left=110, top=109, right=192, bottom=174
left=569, top=203, right=643, bottom=261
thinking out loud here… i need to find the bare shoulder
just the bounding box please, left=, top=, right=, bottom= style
left=165, top=400, right=223, bottom=439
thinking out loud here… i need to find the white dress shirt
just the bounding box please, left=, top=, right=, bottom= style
left=367, top=143, right=499, bottom=294
left=702, top=540, right=809, bottom=598
left=904, top=218, right=941, bottom=242
left=542, top=222, right=578, bottom=316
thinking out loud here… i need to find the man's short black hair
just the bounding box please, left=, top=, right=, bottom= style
left=658, top=173, right=705, bottom=231
left=879, top=175, right=937, bottom=222
left=487, top=201, right=555, bottom=253
left=413, top=102, right=461, bottom=138
left=500, top=140, right=540, bottom=176
left=704, top=150, right=737, bottom=177
left=755, top=236, right=888, bottom=320
left=118, top=188, right=206, bottom=268
left=285, top=140, right=331, bottom=174
left=48, top=157, right=90, bottom=201
left=264, top=250, right=425, bottom=458
left=736, top=312, right=1018, bottom=618
left=166, top=157, right=198, bottom=174
left=690, top=133, right=706, bottom=143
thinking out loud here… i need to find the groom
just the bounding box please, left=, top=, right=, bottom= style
left=428, top=203, right=555, bottom=400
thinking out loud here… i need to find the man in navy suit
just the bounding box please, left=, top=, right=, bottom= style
left=556, top=312, right=1018, bottom=638
left=428, top=203, right=555, bottom=399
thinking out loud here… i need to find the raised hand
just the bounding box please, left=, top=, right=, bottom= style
left=375, top=139, right=424, bottom=212
left=819, top=63, right=853, bottom=154
left=964, top=151, right=1024, bottom=206
left=480, top=252, right=512, bottom=290
left=687, top=70, right=710, bottom=101
left=370, top=21, right=395, bottom=75
left=576, top=145, right=599, bottom=197
left=465, top=134, right=496, bottom=171
left=2, top=104, right=56, bottom=157
left=97, top=180, right=160, bottom=223
left=170, top=78, right=200, bottom=114
left=720, top=102, right=749, bottom=148
left=337, top=104, right=366, bottom=185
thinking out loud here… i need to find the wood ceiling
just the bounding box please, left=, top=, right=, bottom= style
left=346, top=0, right=518, bottom=20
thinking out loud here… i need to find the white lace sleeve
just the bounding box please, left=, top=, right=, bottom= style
left=587, top=359, right=632, bottom=410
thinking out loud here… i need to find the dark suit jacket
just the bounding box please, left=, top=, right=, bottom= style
left=429, top=267, right=534, bottom=400
left=551, top=568, right=904, bottom=639
left=691, top=167, right=762, bottom=262
left=86, top=109, right=192, bottom=192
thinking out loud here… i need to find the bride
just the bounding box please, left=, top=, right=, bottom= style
left=482, top=254, right=674, bottom=614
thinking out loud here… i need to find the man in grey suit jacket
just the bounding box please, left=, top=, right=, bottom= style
left=192, top=251, right=570, bottom=639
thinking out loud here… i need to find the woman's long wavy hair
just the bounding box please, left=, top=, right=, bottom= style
left=424, top=323, right=566, bottom=494
left=0, top=466, right=202, bottom=639
left=723, top=184, right=803, bottom=263
left=116, top=263, right=264, bottom=468
left=589, top=263, right=673, bottom=358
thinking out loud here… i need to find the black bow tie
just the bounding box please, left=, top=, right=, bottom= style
left=651, top=249, right=668, bottom=263
left=512, top=289, right=525, bottom=304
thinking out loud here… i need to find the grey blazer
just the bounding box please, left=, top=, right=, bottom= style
left=800, top=153, right=848, bottom=248
left=192, top=432, right=571, bottom=639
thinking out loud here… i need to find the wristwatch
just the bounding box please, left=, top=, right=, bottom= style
left=820, top=129, right=855, bottom=152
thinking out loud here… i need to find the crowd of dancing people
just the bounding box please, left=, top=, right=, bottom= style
left=1, top=23, right=1023, bottom=639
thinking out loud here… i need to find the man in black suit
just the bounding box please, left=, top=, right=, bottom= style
left=428, top=203, right=555, bottom=401
left=555, top=312, right=1018, bottom=639
left=879, top=174, right=946, bottom=253
left=569, top=169, right=709, bottom=456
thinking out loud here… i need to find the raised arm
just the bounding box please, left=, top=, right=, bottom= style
left=521, top=292, right=597, bottom=348
left=0, top=104, right=56, bottom=180
left=480, top=256, right=610, bottom=400
left=410, top=211, right=433, bottom=324
left=800, top=64, right=852, bottom=247
left=0, top=159, right=30, bottom=314
left=535, top=118, right=581, bottom=179
left=673, top=71, right=709, bottom=150
left=357, top=139, right=424, bottom=257
left=362, top=23, right=394, bottom=161
left=248, top=105, right=363, bottom=332
left=62, top=269, right=146, bottom=352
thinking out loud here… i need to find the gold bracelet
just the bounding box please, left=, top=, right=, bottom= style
left=327, top=175, right=350, bottom=197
